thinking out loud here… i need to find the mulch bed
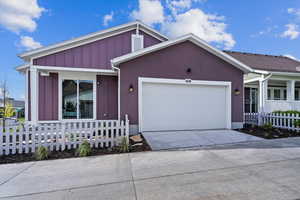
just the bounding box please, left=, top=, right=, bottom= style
left=238, top=124, right=300, bottom=139
left=0, top=134, right=151, bottom=165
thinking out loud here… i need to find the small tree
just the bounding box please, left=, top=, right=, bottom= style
left=0, top=80, right=11, bottom=132
left=0, top=103, right=15, bottom=119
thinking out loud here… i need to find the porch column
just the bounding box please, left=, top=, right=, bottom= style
left=25, top=69, right=28, bottom=121
left=258, top=79, right=268, bottom=113
left=287, top=80, right=295, bottom=101
left=30, top=67, right=39, bottom=124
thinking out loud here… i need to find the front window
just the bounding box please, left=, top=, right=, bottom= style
left=273, top=89, right=281, bottom=100
left=62, top=79, right=94, bottom=119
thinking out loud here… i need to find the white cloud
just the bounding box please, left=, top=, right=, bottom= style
left=131, top=0, right=164, bottom=26
left=288, top=8, right=300, bottom=18
left=281, top=24, right=300, bottom=40
left=20, top=36, right=42, bottom=50
left=162, top=9, right=235, bottom=49
left=0, top=0, right=45, bottom=33
left=284, top=54, right=299, bottom=61
left=103, top=12, right=114, bottom=26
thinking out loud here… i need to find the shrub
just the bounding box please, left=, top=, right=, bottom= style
left=76, top=140, right=92, bottom=157
left=35, top=146, right=49, bottom=160
left=119, top=137, right=129, bottom=153
left=273, top=110, right=300, bottom=115
left=262, top=123, right=273, bottom=130
left=294, top=120, right=300, bottom=127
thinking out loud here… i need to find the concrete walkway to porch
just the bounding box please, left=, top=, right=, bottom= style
left=142, top=130, right=264, bottom=150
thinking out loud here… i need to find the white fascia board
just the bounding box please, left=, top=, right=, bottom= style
left=19, top=21, right=168, bottom=60
left=269, top=71, right=300, bottom=77
left=112, top=34, right=253, bottom=73
left=253, top=69, right=270, bottom=75
left=15, top=63, right=30, bottom=72
left=32, top=65, right=117, bottom=75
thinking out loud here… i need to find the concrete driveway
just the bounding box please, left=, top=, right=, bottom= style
left=142, top=130, right=263, bottom=150
left=2, top=138, right=300, bottom=199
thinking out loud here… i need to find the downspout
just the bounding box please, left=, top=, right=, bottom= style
left=111, top=62, right=121, bottom=121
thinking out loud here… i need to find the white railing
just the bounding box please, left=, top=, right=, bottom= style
left=244, top=112, right=300, bottom=131
left=264, top=100, right=300, bottom=113
left=0, top=117, right=129, bottom=156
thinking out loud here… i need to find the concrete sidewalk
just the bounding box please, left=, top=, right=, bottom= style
left=1, top=138, right=300, bottom=199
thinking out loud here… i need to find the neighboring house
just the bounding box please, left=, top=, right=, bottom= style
left=15, top=21, right=300, bottom=134
left=0, top=98, right=25, bottom=118
left=226, top=51, right=300, bottom=114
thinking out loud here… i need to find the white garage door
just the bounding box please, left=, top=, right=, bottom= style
left=139, top=78, right=231, bottom=132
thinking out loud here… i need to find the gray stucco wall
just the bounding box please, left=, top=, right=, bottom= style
left=119, top=41, right=244, bottom=124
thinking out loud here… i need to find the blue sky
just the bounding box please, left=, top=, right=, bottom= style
left=0, top=0, right=300, bottom=99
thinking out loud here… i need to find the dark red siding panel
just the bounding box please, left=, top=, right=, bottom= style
left=33, top=30, right=161, bottom=69
left=119, top=41, right=244, bottom=124
left=38, top=73, right=58, bottom=120
left=96, top=75, right=118, bottom=120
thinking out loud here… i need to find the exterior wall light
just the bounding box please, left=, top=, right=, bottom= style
left=186, top=68, right=192, bottom=74
left=129, top=84, right=134, bottom=92
left=234, top=88, right=240, bottom=95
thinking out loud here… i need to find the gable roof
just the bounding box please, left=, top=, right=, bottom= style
left=111, top=34, right=253, bottom=73
left=18, top=21, right=168, bottom=61
left=225, top=51, right=300, bottom=73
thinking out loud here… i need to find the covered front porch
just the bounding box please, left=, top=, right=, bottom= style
left=245, top=74, right=300, bottom=113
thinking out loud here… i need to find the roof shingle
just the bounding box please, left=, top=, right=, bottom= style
left=224, top=51, right=300, bottom=73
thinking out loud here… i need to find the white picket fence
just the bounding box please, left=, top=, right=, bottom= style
left=244, top=112, right=300, bottom=131
left=0, top=117, right=129, bottom=156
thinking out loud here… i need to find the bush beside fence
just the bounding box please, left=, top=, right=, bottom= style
left=0, top=117, right=129, bottom=156
left=244, top=112, right=300, bottom=131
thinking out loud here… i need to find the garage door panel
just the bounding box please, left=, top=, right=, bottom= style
left=141, top=81, right=229, bottom=132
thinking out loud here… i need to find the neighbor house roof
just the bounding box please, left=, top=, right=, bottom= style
left=18, top=21, right=168, bottom=61
left=225, top=51, right=300, bottom=73
left=111, top=34, right=253, bottom=73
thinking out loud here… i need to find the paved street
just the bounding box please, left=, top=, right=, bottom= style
left=1, top=138, right=300, bottom=199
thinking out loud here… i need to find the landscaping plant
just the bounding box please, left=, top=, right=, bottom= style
left=119, top=137, right=130, bottom=153
left=76, top=140, right=92, bottom=157
left=35, top=146, right=49, bottom=160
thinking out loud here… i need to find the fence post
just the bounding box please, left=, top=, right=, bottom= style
left=258, top=112, right=263, bottom=126
left=125, top=115, right=129, bottom=143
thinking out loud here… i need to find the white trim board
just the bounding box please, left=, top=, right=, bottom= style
left=30, top=65, right=117, bottom=75
left=112, top=34, right=253, bottom=73
left=19, top=21, right=168, bottom=61
left=138, top=77, right=232, bottom=132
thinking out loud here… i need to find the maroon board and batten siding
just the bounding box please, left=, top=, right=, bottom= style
left=34, top=29, right=161, bottom=121
left=96, top=75, right=118, bottom=120
left=38, top=73, right=59, bottom=120
left=119, top=41, right=244, bottom=124
left=33, top=30, right=161, bottom=69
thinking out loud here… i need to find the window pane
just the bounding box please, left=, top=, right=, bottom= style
left=63, top=80, right=77, bottom=119
left=79, top=80, right=93, bottom=119
left=283, top=89, right=287, bottom=100
left=267, top=89, right=271, bottom=100
left=296, top=90, right=299, bottom=101
left=274, top=89, right=281, bottom=100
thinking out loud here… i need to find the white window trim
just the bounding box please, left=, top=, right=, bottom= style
left=58, top=72, right=96, bottom=121
left=138, top=77, right=232, bottom=132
